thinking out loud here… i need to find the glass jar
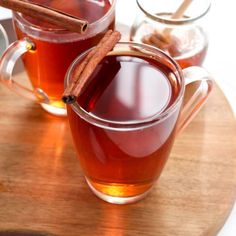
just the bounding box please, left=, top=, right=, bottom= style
left=130, top=0, right=211, bottom=68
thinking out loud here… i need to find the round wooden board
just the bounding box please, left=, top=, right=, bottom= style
left=0, top=74, right=236, bottom=236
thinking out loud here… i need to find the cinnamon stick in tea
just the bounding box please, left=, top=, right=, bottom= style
left=64, top=30, right=113, bottom=96
left=62, top=30, right=121, bottom=104
left=0, top=0, right=88, bottom=33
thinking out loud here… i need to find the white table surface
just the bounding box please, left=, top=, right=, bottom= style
left=1, top=1, right=236, bottom=235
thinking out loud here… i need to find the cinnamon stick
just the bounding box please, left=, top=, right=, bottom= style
left=62, top=30, right=121, bottom=104
left=0, top=0, right=88, bottom=33
left=63, top=30, right=113, bottom=98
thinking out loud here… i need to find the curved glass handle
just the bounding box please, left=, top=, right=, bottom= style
left=177, top=66, right=214, bottom=133
left=0, top=38, right=49, bottom=103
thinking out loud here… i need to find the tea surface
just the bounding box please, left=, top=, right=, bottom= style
left=79, top=54, right=180, bottom=122
left=26, top=0, right=111, bottom=29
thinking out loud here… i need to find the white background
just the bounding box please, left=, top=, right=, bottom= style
left=0, top=0, right=236, bottom=235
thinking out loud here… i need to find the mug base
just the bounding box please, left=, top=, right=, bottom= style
left=85, top=177, right=152, bottom=204
left=40, top=103, right=67, bottom=117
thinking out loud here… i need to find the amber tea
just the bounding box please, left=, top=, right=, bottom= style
left=65, top=40, right=213, bottom=204
left=67, top=52, right=181, bottom=201
left=13, top=0, right=115, bottom=115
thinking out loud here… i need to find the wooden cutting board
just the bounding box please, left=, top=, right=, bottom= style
left=0, top=73, right=235, bottom=236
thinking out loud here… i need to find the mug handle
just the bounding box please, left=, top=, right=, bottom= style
left=0, top=37, right=49, bottom=104
left=177, top=66, right=214, bottom=133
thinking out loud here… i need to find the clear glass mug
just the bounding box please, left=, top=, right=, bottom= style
left=65, top=41, right=213, bottom=204
left=0, top=0, right=116, bottom=116
left=0, top=24, right=9, bottom=56
left=130, top=0, right=211, bottom=69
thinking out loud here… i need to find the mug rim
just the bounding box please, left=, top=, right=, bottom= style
left=136, top=0, right=211, bottom=25
left=66, top=41, right=185, bottom=130
left=13, top=0, right=116, bottom=35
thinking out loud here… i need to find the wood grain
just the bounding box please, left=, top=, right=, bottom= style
left=0, top=73, right=235, bottom=236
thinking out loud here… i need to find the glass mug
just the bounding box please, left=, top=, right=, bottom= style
left=0, top=0, right=116, bottom=116
left=0, top=24, right=9, bottom=56
left=130, top=0, right=211, bottom=68
left=65, top=42, right=213, bottom=204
